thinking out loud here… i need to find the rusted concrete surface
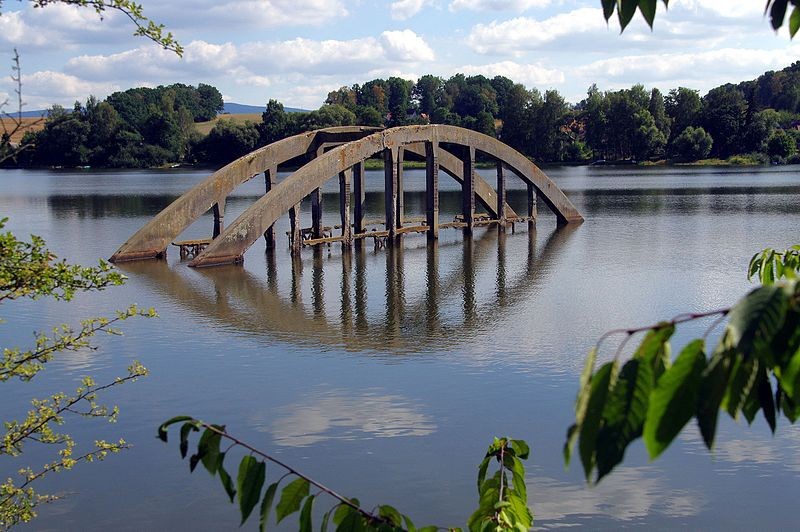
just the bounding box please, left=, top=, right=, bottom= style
left=189, top=125, right=582, bottom=267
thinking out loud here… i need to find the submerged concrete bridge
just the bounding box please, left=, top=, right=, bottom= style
left=110, top=125, right=583, bottom=267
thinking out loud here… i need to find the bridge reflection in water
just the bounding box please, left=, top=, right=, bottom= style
left=118, top=224, right=577, bottom=354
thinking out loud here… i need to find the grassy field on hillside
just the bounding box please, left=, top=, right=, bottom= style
left=194, top=113, right=262, bottom=135
left=0, top=117, right=45, bottom=144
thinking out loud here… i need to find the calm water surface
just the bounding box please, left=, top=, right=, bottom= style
left=2, top=164, right=799, bottom=530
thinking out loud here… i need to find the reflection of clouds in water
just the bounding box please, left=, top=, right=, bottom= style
left=680, top=423, right=800, bottom=472
left=264, top=390, right=436, bottom=447
left=532, top=468, right=704, bottom=526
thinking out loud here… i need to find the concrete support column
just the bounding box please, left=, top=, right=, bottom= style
left=339, top=169, right=352, bottom=243
left=311, top=188, right=323, bottom=239
left=263, top=166, right=277, bottom=249
left=425, top=141, right=439, bottom=240
left=353, top=161, right=365, bottom=238
left=527, top=183, right=538, bottom=229
left=496, top=161, right=507, bottom=227
left=384, top=147, right=399, bottom=239
left=289, top=203, right=302, bottom=252
left=396, top=146, right=405, bottom=229
left=462, top=145, right=476, bottom=233
left=212, top=197, right=225, bottom=238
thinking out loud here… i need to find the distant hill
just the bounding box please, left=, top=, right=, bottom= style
left=12, top=109, right=48, bottom=118
left=222, top=102, right=307, bottom=115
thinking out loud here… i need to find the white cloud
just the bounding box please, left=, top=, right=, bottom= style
left=149, top=0, right=349, bottom=29
left=467, top=7, right=607, bottom=54
left=673, top=0, right=762, bottom=19
left=450, top=0, right=551, bottom=12
left=390, top=0, right=433, bottom=21
left=20, top=71, right=120, bottom=108
left=380, top=29, right=435, bottom=62
left=574, top=46, right=800, bottom=93
left=460, top=60, right=563, bottom=86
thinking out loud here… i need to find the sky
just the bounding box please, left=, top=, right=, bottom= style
left=1, top=0, right=799, bottom=111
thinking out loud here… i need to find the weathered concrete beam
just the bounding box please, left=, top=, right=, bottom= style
left=184, top=125, right=581, bottom=267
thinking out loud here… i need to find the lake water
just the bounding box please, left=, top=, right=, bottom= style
left=2, top=164, right=800, bottom=530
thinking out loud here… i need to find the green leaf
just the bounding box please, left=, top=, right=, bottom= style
left=509, top=439, right=530, bottom=460
left=696, top=348, right=733, bottom=449
left=237, top=456, right=265, bottom=525
left=578, top=360, right=616, bottom=480
left=275, top=477, right=309, bottom=524
left=333, top=502, right=357, bottom=526
left=771, top=0, right=789, bottom=30
left=601, top=0, right=616, bottom=20
left=726, top=284, right=789, bottom=359
left=157, top=415, right=194, bottom=442
left=337, top=511, right=366, bottom=532
left=638, top=0, right=658, bottom=27
left=259, top=482, right=279, bottom=532
left=321, top=510, right=331, bottom=532
left=722, top=355, right=758, bottom=419
left=565, top=348, right=596, bottom=465
left=618, top=0, right=640, bottom=30
left=757, top=367, right=777, bottom=433
left=633, top=324, right=675, bottom=377
left=377, top=505, right=403, bottom=527
left=179, top=422, right=198, bottom=459
left=644, top=339, right=706, bottom=459
left=198, top=427, right=223, bottom=475
left=402, top=514, right=417, bottom=532
left=780, top=348, right=800, bottom=400
left=477, top=456, right=491, bottom=491
left=595, top=357, right=654, bottom=481
left=299, top=495, right=314, bottom=532
left=217, top=453, right=236, bottom=503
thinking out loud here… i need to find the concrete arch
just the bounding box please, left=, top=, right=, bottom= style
left=189, top=125, right=582, bottom=267
left=110, top=125, right=518, bottom=262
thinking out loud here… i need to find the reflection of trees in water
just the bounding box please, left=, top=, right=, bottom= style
left=118, top=224, right=577, bottom=354
left=47, top=195, right=178, bottom=218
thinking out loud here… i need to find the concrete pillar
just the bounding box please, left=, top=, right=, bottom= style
left=212, top=197, right=225, bottom=238
left=263, top=166, right=277, bottom=249
left=462, top=145, right=476, bottom=233
left=396, top=146, right=405, bottom=229
left=496, top=161, right=506, bottom=227
left=289, top=203, right=301, bottom=252
left=311, top=188, right=323, bottom=239
left=339, top=169, right=352, bottom=243
left=425, top=141, right=439, bottom=240
left=527, top=183, right=537, bottom=228
left=353, top=161, right=365, bottom=238
left=384, top=147, right=398, bottom=239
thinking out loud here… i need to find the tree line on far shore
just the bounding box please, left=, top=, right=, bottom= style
left=7, top=62, right=800, bottom=169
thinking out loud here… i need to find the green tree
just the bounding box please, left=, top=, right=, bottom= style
left=767, top=129, right=797, bottom=158
left=670, top=125, right=713, bottom=161
left=412, top=75, right=442, bottom=116
left=631, top=109, right=666, bottom=160
left=700, top=85, right=747, bottom=158
left=258, top=99, right=291, bottom=145
left=386, top=77, right=412, bottom=127
left=665, top=87, right=701, bottom=142
left=648, top=88, right=671, bottom=141
left=196, top=119, right=260, bottom=165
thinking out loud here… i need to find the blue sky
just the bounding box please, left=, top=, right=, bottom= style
left=1, top=1, right=799, bottom=110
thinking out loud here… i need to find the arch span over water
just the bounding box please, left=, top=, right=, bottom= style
left=110, top=125, right=582, bottom=267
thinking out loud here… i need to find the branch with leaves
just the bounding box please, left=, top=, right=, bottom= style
left=0, top=1, right=183, bottom=54
left=159, top=418, right=533, bottom=531
left=1, top=218, right=155, bottom=527
left=565, top=246, right=800, bottom=483
left=601, top=1, right=800, bottom=38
